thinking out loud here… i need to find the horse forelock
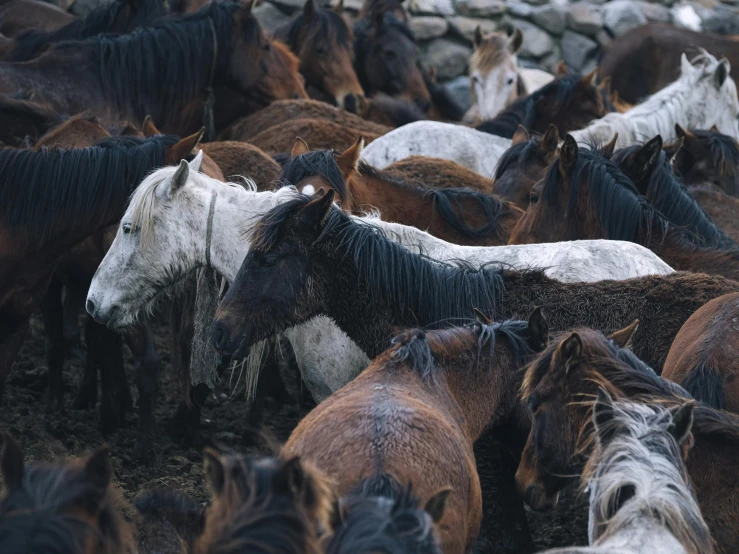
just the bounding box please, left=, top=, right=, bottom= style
left=285, top=5, right=352, bottom=50
left=470, top=33, right=514, bottom=74
left=583, top=401, right=711, bottom=553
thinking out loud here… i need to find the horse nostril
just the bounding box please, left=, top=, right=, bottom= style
left=344, top=94, right=357, bottom=113
left=86, top=299, right=96, bottom=316
left=211, top=322, right=228, bottom=350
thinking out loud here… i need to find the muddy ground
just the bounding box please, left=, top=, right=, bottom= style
left=0, top=310, right=586, bottom=551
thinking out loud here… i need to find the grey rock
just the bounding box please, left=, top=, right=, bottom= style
left=701, top=6, right=739, bottom=33
left=506, top=1, right=534, bottom=18
left=568, top=3, right=604, bottom=36
left=561, top=29, right=599, bottom=71
left=444, top=75, right=473, bottom=112
left=538, top=44, right=563, bottom=73
left=596, top=28, right=613, bottom=46
left=70, top=0, right=112, bottom=16
left=254, top=2, right=292, bottom=33
left=421, top=38, right=472, bottom=79
left=636, top=1, right=671, bottom=22
left=531, top=4, right=568, bottom=34
left=409, top=0, right=455, bottom=16
left=603, top=0, right=648, bottom=35
left=660, top=0, right=679, bottom=6
left=585, top=0, right=610, bottom=5
left=455, top=0, right=506, bottom=17
left=512, top=19, right=556, bottom=58
left=448, top=16, right=498, bottom=42
left=339, top=0, right=364, bottom=9
left=521, top=0, right=548, bottom=6
left=410, top=16, right=449, bottom=40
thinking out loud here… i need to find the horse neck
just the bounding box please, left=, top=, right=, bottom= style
left=351, top=169, right=429, bottom=221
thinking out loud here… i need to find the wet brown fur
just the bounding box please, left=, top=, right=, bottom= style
left=201, top=141, right=280, bottom=188
left=247, top=118, right=381, bottom=155
left=384, top=155, right=494, bottom=194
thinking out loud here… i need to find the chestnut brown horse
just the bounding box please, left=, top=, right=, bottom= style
left=663, top=292, right=739, bottom=413
left=282, top=317, right=546, bottom=554
left=687, top=185, right=739, bottom=244
left=276, top=0, right=364, bottom=112
left=665, top=124, right=739, bottom=196
left=492, top=124, right=559, bottom=210
left=0, top=436, right=137, bottom=554
left=384, top=155, right=493, bottom=194
left=475, top=70, right=608, bottom=140
left=201, top=141, right=281, bottom=186
left=248, top=118, right=380, bottom=155
left=517, top=327, right=739, bottom=554
left=211, top=191, right=739, bottom=372
left=509, top=136, right=739, bottom=281
left=0, top=1, right=306, bottom=137
left=0, top=0, right=74, bottom=37
left=198, top=450, right=334, bottom=554
left=600, top=23, right=739, bottom=104
left=5, top=0, right=166, bottom=62
left=281, top=138, right=523, bottom=246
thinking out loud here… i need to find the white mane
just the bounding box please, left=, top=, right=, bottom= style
left=572, top=52, right=739, bottom=148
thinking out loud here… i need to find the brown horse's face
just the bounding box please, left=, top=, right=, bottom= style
left=229, top=7, right=307, bottom=105
left=540, top=73, right=607, bottom=137
left=668, top=128, right=739, bottom=195
left=360, top=15, right=431, bottom=111
left=516, top=335, right=588, bottom=511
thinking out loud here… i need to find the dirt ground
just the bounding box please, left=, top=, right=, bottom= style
left=0, top=310, right=587, bottom=551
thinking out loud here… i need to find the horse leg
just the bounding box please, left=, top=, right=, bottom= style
left=473, top=428, right=535, bottom=554
left=86, top=316, right=127, bottom=434
left=0, top=319, right=30, bottom=405
left=241, top=344, right=286, bottom=447
left=61, top=284, right=83, bottom=356
left=126, top=322, right=161, bottom=463
left=40, top=276, right=66, bottom=413
left=171, top=383, right=211, bottom=448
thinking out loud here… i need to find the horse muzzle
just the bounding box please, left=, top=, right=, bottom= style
left=211, top=320, right=251, bottom=361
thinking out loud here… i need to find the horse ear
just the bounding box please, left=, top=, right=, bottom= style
left=424, top=487, right=452, bottom=523
left=473, top=25, right=483, bottom=48
left=166, top=128, right=204, bottom=164
left=527, top=307, right=548, bottom=352
left=275, top=456, right=306, bottom=496
left=713, top=59, right=730, bottom=88
left=593, top=387, right=616, bottom=444
left=291, top=136, right=310, bottom=157
left=189, top=149, right=204, bottom=173
left=333, top=0, right=344, bottom=14
left=236, top=0, right=255, bottom=23
left=638, top=135, right=663, bottom=175
left=1, top=434, right=24, bottom=490
left=710, top=124, right=720, bottom=133
left=600, top=133, right=619, bottom=160
left=428, top=66, right=437, bottom=84
left=578, top=69, right=598, bottom=91
left=608, top=319, right=639, bottom=349
left=597, top=75, right=612, bottom=94
left=303, top=0, right=317, bottom=22
left=540, top=124, right=559, bottom=157
left=169, top=159, right=190, bottom=197
left=559, top=332, right=582, bottom=374
left=473, top=307, right=492, bottom=325
left=511, top=124, right=530, bottom=145
left=299, top=189, right=335, bottom=230
left=668, top=136, right=685, bottom=166
left=559, top=135, right=578, bottom=175
left=668, top=403, right=695, bottom=445
left=142, top=115, right=162, bottom=137
left=675, top=123, right=688, bottom=140
left=203, top=449, right=225, bottom=495
left=336, top=136, right=364, bottom=178
left=556, top=60, right=569, bottom=77
left=508, top=27, right=523, bottom=55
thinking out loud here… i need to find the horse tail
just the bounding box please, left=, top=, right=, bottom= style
left=681, top=358, right=725, bottom=410
left=425, top=188, right=508, bottom=241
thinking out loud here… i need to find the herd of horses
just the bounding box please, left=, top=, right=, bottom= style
left=3, top=0, right=739, bottom=552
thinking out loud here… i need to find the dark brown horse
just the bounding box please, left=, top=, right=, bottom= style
left=517, top=327, right=739, bottom=554
left=665, top=124, right=739, bottom=197
left=0, top=436, right=137, bottom=554
left=492, top=124, right=559, bottom=210
left=600, top=23, right=739, bottom=103
left=0, top=92, right=62, bottom=147
left=211, top=191, right=739, bottom=371
left=282, top=317, right=545, bottom=553
left=0, top=0, right=74, bottom=37
left=197, top=450, right=334, bottom=554
left=662, top=292, right=739, bottom=413
left=218, top=98, right=391, bottom=143
left=5, top=0, right=167, bottom=62
left=509, top=136, right=739, bottom=280
left=276, top=0, right=364, bottom=112
left=475, top=70, right=608, bottom=140
left=0, top=1, right=306, bottom=137
left=353, top=7, right=431, bottom=111
left=280, top=138, right=523, bottom=246
left=687, top=184, right=739, bottom=244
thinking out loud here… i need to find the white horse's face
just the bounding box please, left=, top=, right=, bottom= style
left=683, top=54, right=739, bottom=138
left=86, top=155, right=207, bottom=329
left=471, top=59, right=519, bottom=121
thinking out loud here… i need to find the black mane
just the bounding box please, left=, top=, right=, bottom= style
left=11, top=0, right=167, bottom=62
left=278, top=3, right=351, bottom=50
left=613, top=144, right=735, bottom=249
left=277, top=150, right=349, bottom=200
left=477, top=73, right=583, bottom=139
left=45, top=2, right=238, bottom=125
left=0, top=134, right=178, bottom=246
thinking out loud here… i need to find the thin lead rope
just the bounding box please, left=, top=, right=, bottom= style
left=203, top=17, right=218, bottom=142
left=205, top=190, right=217, bottom=268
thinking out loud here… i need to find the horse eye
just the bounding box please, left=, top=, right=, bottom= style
left=262, top=255, right=278, bottom=267
left=383, top=50, right=397, bottom=61
left=264, top=41, right=271, bottom=52
left=506, top=77, right=515, bottom=86
left=529, top=395, right=541, bottom=414
left=315, top=46, right=326, bottom=55
left=529, top=192, right=539, bottom=205
left=122, top=223, right=132, bottom=234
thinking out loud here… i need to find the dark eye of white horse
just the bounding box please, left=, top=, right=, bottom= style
left=506, top=77, right=515, bottom=86
left=122, top=223, right=132, bottom=234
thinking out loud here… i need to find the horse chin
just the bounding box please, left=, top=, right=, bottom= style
left=523, top=484, right=560, bottom=512
left=230, top=336, right=251, bottom=362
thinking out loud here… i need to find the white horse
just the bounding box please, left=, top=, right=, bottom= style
left=361, top=120, right=512, bottom=177
left=542, top=392, right=712, bottom=554
left=464, top=27, right=553, bottom=123
left=571, top=52, right=739, bottom=148
left=86, top=156, right=672, bottom=402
